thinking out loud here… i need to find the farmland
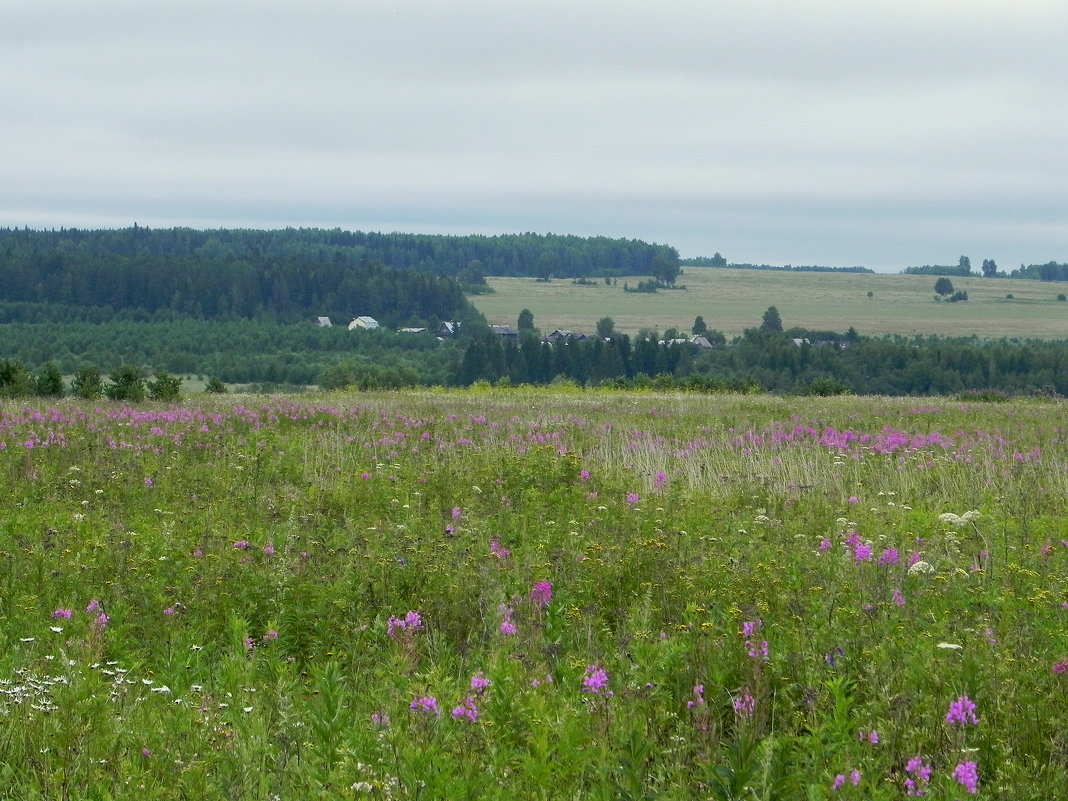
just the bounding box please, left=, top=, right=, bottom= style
left=1, top=389, right=1066, bottom=798
left=471, top=269, right=1068, bottom=339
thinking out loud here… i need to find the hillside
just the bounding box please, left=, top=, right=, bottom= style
left=470, top=268, right=1068, bottom=339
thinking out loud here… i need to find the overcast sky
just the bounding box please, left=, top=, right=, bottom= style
left=3, top=0, right=1066, bottom=271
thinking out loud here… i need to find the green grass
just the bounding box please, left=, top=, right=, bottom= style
left=470, top=269, right=1068, bottom=339
left=1, top=389, right=1066, bottom=798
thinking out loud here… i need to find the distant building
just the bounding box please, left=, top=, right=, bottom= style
left=315, top=316, right=332, bottom=327
left=437, top=321, right=461, bottom=338
left=544, top=329, right=589, bottom=344
left=398, top=327, right=428, bottom=334
left=348, top=316, right=380, bottom=330
left=489, top=324, right=519, bottom=343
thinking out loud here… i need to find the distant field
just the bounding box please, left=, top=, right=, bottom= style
left=470, top=269, right=1068, bottom=339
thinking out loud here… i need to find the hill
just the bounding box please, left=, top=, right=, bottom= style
left=470, top=268, right=1068, bottom=340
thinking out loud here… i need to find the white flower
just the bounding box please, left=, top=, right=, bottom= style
left=907, top=560, right=935, bottom=576
left=961, top=510, right=981, bottom=523
left=937, top=642, right=963, bottom=650
left=938, top=513, right=963, bottom=527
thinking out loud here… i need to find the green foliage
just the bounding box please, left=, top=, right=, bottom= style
left=71, top=363, right=104, bottom=400
left=692, top=315, right=707, bottom=335
left=0, top=391, right=1064, bottom=797
left=934, top=277, right=955, bottom=296
left=597, top=317, right=616, bottom=338
left=0, top=359, right=33, bottom=398
left=33, top=362, right=65, bottom=397
left=105, top=364, right=147, bottom=402
left=517, top=308, right=535, bottom=331
left=147, top=370, right=182, bottom=402
left=760, top=306, right=783, bottom=333
left=204, top=376, right=228, bottom=394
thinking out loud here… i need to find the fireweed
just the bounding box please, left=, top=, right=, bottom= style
left=0, top=392, right=1063, bottom=798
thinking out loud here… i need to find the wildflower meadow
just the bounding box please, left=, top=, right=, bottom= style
left=1, top=388, right=1065, bottom=799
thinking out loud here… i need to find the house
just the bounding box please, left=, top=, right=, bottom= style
left=437, top=321, right=461, bottom=338
left=398, top=327, right=428, bottom=334
left=544, top=329, right=589, bottom=344
left=689, top=335, right=716, bottom=349
left=348, top=316, right=380, bottom=330
left=489, top=324, right=519, bottom=343
left=315, top=316, right=332, bottom=327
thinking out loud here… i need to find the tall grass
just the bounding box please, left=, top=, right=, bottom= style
left=0, top=389, right=1064, bottom=798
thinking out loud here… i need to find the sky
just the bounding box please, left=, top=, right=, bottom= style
left=3, top=0, right=1066, bottom=272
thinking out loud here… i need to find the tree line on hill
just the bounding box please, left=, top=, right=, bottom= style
left=905, top=255, right=1068, bottom=281
left=3, top=318, right=1065, bottom=399
left=0, top=227, right=680, bottom=320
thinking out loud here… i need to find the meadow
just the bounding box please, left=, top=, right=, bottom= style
left=1, top=389, right=1066, bottom=799
left=471, top=269, right=1068, bottom=340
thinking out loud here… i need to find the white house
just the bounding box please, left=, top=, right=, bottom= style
left=348, top=316, right=380, bottom=331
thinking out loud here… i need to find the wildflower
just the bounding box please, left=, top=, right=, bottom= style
left=859, top=728, right=879, bottom=745
left=470, top=672, right=491, bottom=694
left=1052, top=660, right=1067, bottom=674
left=907, top=560, right=934, bottom=576
left=850, top=769, right=861, bottom=786
left=847, top=496, right=859, bottom=504
left=163, top=606, right=176, bottom=616
left=653, top=472, right=667, bottom=490
left=370, top=712, right=389, bottom=726
left=244, top=636, right=254, bottom=651
left=262, top=629, right=279, bottom=642
left=818, top=538, right=832, bottom=552
left=904, top=756, right=932, bottom=796
left=143, top=477, right=153, bottom=487
left=489, top=539, right=510, bottom=559
left=732, top=688, right=755, bottom=719
left=232, top=540, right=249, bottom=550
left=742, top=620, right=769, bottom=661
left=852, top=541, right=872, bottom=564
left=387, top=610, right=424, bottom=639
left=579, top=469, right=590, bottom=481
left=945, top=695, right=978, bottom=726
left=625, top=492, right=639, bottom=505
left=530, top=581, right=552, bottom=608
left=451, top=696, right=478, bottom=722
left=409, top=696, right=440, bottom=716
left=878, top=548, right=899, bottom=566
left=892, top=589, right=906, bottom=607
left=451, top=506, right=462, bottom=520
left=582, top=665, right=611, bottom=696
left=498, top=604, right=517, bottom=636
left=831, top=774, right=845, bottom=791
left=51, top=609, right=72, bottom=620
left=86, top=599, right=101, bottom=614
left=141, top=747, right=152, bottom=758
left=192, top=547, right=203, bottom=558
left=262, top=542, right=275, bottom=556
left=953, top=761, right=979, bottom=794
left=687, top=684, right=705, bottom=708
left=92, top=613, right=109, bottom=632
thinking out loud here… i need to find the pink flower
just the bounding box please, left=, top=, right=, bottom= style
left=51, top=609, right=72, bottom=620
left=625, top=492, right=640, bottom=505
left=489, top=539, right=510, bottom=559
left=582, top=665, right=611, bottom=696
left=1052, top=660, right=1068, bottom=674
left=530, top=581, right=552, bottom=608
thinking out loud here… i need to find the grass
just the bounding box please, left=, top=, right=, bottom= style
left=470, top=269, right=1068, bottom=339
left=1, top=388, right=1066, bottom=799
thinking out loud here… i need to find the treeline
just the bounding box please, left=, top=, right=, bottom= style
left=0, top=320, right=460, bottom=387
left=0, top=228, right=679, bottom=316
left=452, top=330, right=1068, bottom=397
left=2, top=328, right=1065, bottom=398
left=905, top=256, right=1067, bottom=282
left=683, top=257, right=874, bottom=274
left=0, top=227, right=478, bottom=325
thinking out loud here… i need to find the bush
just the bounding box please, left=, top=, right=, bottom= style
left=105, top=365, right=147, bottom=402
left=71, top=364, right=104, bottom=400
left=147, top=370, right=182, bottom=402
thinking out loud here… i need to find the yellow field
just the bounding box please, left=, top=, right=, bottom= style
left=470, top=269, right=1068, bottom=339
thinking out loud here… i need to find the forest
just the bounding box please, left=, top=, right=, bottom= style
left=0, top=227, right=679, bottom=322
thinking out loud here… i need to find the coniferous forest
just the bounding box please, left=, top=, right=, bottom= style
left=0, top=226, right=1066, bottom=397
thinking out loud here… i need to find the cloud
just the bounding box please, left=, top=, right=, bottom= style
left=2, top=0, right=1066, bottom=269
